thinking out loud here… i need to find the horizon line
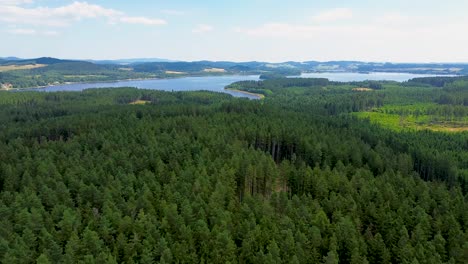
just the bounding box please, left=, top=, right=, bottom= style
left=2, top=56, right=468, bottom=65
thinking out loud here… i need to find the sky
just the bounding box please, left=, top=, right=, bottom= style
left=1, top=0, right=468, bottom=62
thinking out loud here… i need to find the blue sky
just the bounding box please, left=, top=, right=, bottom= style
left=1, top=0, right=468, bottom=62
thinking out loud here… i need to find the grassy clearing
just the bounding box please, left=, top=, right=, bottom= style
left=129, top=100, right=151, bottom=105
left=203, top=68, right=226, bottom=73
left=0, top=64, right=47, bottom=72
left=63, top=75, right=107, bottom=78
left=165, top=71, right=186, bottom=74
left=354, top=110, right=468, bottom=133
left=352, top=87, right=374, bottom=92
left=354, top=112, right=404, bottom=131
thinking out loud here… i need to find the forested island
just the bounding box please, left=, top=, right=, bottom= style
left=0, top=74, right=466, bottom=263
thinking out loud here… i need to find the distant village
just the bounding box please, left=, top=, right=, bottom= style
left=0, top=83, right=13, bottom=90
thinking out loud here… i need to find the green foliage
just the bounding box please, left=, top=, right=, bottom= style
left=259, top=69, right=301, bottom=80
left=0, top=62, right=156, bottom=88
left=0, top=85, right=466, bottom=263
left=406, top=76, right=468, bottom=87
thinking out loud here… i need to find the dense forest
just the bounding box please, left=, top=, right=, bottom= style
left=0, top=76, right=467, bottom=263
left=0, top=60, right=154, bottom=89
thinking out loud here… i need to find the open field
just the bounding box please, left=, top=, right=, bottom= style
left=352, top=87, right=374, bottom=92
left=203, top=68, right=226, bottom=73
left=0, top=64, right=47, bottom=72
left=63, top=75, right=108, bottom=78
left=129, top=99, right=151, bottom=105
left=165, top=71, right=186, bottom=74
left=354, top=111, right=468, bottom=132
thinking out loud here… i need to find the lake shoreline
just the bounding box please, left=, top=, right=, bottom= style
left=6, top=74, right=263, bottom=99
left=9, top=73, right=259, bottom=90
left=6, top=71, right=459, bottom=91
left=10, top=76, right=176, bottom=90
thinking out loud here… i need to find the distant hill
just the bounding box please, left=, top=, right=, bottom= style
left=31, top=61, right=110, bottom=73
left=1, top=56, right=468, bottom=76
left=87, top=58, right=179, bottom=65
left=0, top=57, right=75, bottom=66
left=132, top=61, right=210, bottom=73
left=34, top=57, right=75, bottom=65
left=229, top=65, right=253, bottom=72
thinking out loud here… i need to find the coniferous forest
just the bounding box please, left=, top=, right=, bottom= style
left=0, top=78, right=467, bottom=263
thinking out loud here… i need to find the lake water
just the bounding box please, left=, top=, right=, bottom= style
left=298, top=72, right=454, bottom=82
left=30, top=75, right=262, bottom=99
left=24, top=72, right=453, bottom=98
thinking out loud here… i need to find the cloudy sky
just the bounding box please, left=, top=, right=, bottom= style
left=1, top=0, right=468, bottom=62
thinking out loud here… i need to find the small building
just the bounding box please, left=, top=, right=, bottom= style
left=0, top=83, right=13, bottom=90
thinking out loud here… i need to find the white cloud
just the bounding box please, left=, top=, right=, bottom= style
left=377, top=13, right=411, bottom=24
left=43, top=30, right=59, bottom=36
left=192, top=24, right=214, bottom=34
left=312, top=8, right=353, bottom=23
left=235, top=11, right=468, bottom=40
left=0, top=1, right=166, bottom=27
left=235, top=23, right=378, bottom=39
left=54, top=1, right=122, bottom=19
left=6, top=28, right=59, bottom=36
left=0, top=0, right=33, bottom=4
left=7, top=28, right=36, bottom=35
left=233, top=12, right=468, bottom=62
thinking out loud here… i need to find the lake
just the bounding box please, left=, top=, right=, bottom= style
left=29, top=75, right=262, bottom=99
left=24, top=72, right=453, bottom=98
left=298, top=72, right=454, bottom=82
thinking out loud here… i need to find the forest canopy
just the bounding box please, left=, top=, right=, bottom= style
left=0, top=78, right=467, bottom=263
